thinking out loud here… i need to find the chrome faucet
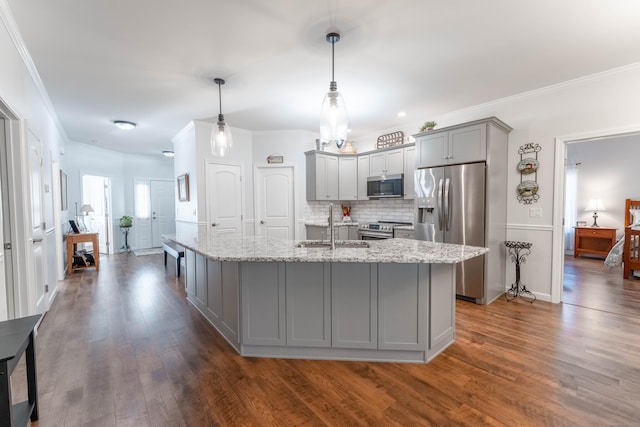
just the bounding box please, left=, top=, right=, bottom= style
left=329, top=203, right=335, bottom=250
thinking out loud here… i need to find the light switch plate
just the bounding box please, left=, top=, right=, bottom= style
left=529, top=207, right=542, bottom=218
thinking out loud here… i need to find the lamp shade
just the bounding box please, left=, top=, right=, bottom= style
left=319, top=89, right=348, bottom=146
left=585, top=199, right=606, bottom=212
left=80, top=204, right=94, bottom=214
left=211, top=117, right=233, bottom=157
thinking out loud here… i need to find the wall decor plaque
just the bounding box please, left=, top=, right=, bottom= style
left=517, top=143, right=541, bottom=204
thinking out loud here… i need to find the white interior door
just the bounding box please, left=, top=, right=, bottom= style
left=135, top=179, right=152, bottom=249
left=151, top=180, right=175, bottom=247
left=207, top=163, right=242, bottom=236
left=82, top=174, right=112, bottom=254
left=28, top=131, right=47, bottom=315
left=255, top=166, right=295, bottom=240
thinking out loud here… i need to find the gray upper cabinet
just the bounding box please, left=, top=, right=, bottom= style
left=370, top=147, right=404, bottom=176
left=416, top=122, right=487, bottom=168
left=357, top=154, right=370, bottom=199
left=338, top=156, right=358, bottom=201
left=403, top=145, right=416, bottom=199
left=306, top=152, right=339, bottom=201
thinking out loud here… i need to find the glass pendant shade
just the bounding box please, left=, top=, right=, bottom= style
left=211, top=114, right=233, bottom=157
left=320, top=87, right=348, bottom=148
left=211, top=78, right=232, bottom=157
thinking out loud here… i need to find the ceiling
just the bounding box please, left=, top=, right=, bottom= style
left=6, top=0, right=640, bottom=155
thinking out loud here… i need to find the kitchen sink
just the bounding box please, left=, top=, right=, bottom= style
left=296, top=240, right=370, bottom=249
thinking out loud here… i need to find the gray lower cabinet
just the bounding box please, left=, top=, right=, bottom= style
left=241, top=262, right=286, bottom=346
left=205, top=260, right=239, bottom=347
left=286, top=263, right=331, bottom=347
left=331, top=263, right=377, bottom=349
left=194, top=253, right=207, bottom=310
left=185, top=249, right=196, bottom=295
left=428, top=264, right=456, bottom=359
left=378, top=264, right=427, bottom=350
left=305, top=225, right=327, bottom=240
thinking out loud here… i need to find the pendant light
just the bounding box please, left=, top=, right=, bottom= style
left=211, top=78, right=233, bottom=157
left=319, top=32, right=348, bottom=149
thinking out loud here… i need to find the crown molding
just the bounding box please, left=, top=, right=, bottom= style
left=0, top=0, right=68, bottom=141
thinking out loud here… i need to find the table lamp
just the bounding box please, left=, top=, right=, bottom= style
left=80, top=204, right=94, bottom=231
left=585, top=198, right=605, bottom=227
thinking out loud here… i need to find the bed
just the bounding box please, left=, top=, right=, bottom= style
left=623, top=199, right=640, bottom=279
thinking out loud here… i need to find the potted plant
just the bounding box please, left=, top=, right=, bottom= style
left=419, top=121, right=437, bottom=132
left=119, top=215, right=133, bottom=227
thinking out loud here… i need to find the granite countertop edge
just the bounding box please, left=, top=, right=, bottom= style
left=167, top=235, right=487, bottom=264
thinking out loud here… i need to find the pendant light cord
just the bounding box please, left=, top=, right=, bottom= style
left=331, top=38, right=335, bottom=83
left=218, top=82, right=223, bottom=115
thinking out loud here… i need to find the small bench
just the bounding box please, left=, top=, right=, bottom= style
left=162, top=241, right=185, bottom=277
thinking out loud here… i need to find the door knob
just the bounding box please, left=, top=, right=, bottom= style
left=211, top=223, right=217, bottom=227
left=260, top=220, right=265, bottom=224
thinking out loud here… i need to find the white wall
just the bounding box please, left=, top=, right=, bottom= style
left=0, top=3, right=67, bottom=318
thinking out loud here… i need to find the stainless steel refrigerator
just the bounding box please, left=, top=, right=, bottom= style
left=415, top=162, right=487, bottom=302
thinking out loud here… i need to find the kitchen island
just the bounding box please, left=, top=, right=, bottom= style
left=169, top=231, right=487, bottom=363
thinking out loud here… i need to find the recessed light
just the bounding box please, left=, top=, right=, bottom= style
left=162, top=150, right=174, bottom=157
left=397, top=111, right=407, bottom=117
left=113, top=120, right=136, bottom=130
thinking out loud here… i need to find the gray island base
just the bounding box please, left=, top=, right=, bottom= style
left=171, top=234, right=488, bottom=364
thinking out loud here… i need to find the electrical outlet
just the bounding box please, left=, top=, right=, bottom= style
left=529, top=207, right=542, bottom=218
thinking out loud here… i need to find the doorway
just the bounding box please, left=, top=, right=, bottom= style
left=553, top=129, right=640, bottom=306
left=81, top=174, right=113, bottom=254
left=0, top=119, right=7, bottom=320
left=134, top=178, right=175, bottom=249
left=254, top=165, right=295, bottom=239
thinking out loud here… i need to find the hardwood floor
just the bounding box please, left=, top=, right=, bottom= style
left=15, top=253, right=640, bottom=426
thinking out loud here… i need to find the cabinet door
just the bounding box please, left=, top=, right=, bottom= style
left=337, top=227, right=348, bottom=240
left=286, top=263, right=331, bottom=347
left=357, top=155, right=370, bottom=199
left=306, top=225, right=327, bottom=240
left=417, top=131, right=448, bottom=168
left=348, top=226, right=358, bottom=240
left=241, top=262, right=286, bottom=346
left=369, top=152, right=387, bottom=176
left=403, top=145, right=416, bottom=199
left=386, top=148, right=404, bottom=175
left=325, top=155, right=339, bottom=200
left=449, top=124, right=486, bottom=164
left=378, top=263, right=427, bottom=351
left=220, top=261, right=239, bottom=345
left=206, top=259, right=222, bottom=325
left=194, top=253, right=207, bottom=310
left=332, top=263, right=377, bottom=348
left=338, top=156, right=358, bottom=201
left=315, top=154, right=329, bottom=200
left=185, top=249, right=196, bottom=295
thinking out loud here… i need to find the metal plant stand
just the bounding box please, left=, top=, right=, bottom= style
left=504, top=241, right=536, bottom=303
left=120, top=226, right=131, bottom=253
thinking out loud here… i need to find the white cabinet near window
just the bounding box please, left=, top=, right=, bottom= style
left=338, top=156, right=358, bottom=201
left=306, top=152, right=339, bottom=201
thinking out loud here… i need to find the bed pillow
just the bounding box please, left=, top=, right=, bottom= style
left=630, top=208, right=640, bottom=227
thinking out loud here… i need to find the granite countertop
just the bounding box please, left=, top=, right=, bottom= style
left=305, top=220, right=359, bottom=227
left=168, top=232, right=487, bottom=264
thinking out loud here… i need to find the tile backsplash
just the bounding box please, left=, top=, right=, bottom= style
left=306, top=199, right=414, bottom=224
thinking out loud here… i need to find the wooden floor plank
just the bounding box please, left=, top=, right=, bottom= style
left=18, top=252, right=640, bottom=426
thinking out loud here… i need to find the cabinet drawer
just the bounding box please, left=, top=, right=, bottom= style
left=576, top=228, right=614, bottom=238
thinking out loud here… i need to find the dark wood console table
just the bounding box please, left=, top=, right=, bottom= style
left=0, top=314, right=41, bottom=427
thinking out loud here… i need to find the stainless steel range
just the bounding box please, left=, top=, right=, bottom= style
left=358, top=221, right=413, bottom=240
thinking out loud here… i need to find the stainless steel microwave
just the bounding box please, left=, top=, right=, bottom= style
left=367, top=174, right=403, bottom=198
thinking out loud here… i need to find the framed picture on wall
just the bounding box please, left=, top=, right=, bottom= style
left=60, top=170, right=68, bottom=211
left=177, top=173, right=189, bottom=202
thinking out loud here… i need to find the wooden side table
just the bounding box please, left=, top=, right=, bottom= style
left=573, top=227, right=617, bottom=259
left=66, top=232, right=100, bottom=273
left=0, top=314, right=41, bottom=427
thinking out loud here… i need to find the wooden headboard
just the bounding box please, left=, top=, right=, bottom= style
left=625, top=199, right=640, bottom=227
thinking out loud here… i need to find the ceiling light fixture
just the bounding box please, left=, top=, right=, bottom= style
left=319, top=32, right=348, bottom=149
left=397, top=112, right=407, bottom=117
left=162, top=150, right=174, bottom=157
left=211, top=78, right=233, bottom=157
left=113, top=120, right=136, bottom=130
